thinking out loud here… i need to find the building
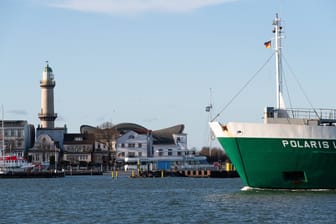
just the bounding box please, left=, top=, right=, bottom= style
left=80, top=123, right=205, bottom=171
left=28, top=133, right=61, bottom=167
left=0, top=120, right=35, bottom=157
left=63, top=133, right=95, bottom=169
left=116, top=130, right=149, bottom=158
left=29, top=63, right=66, bottom=167
left=93, top=140, right=109, bottom=167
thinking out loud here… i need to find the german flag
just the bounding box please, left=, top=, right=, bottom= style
left=264, top=40, right=271, bottom=48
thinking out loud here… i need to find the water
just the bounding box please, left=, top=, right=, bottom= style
left=1, top=175, right=336, bottom=224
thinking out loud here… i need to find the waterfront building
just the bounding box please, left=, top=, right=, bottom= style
left=0, top=120, right=35, bottom=157
left=28, top=133, right=61, bottom=166
left=28, top=63, right=67, bottom=167
left=93, top=140, right=109, bottom=166
left=116, top=130, right=149, bottom=158
left=153, top=133, right=189, bottom=157
left=80, top=123, right=202, bottom=171
left=63, top=133, right=111, bottom=169
left=80, top=124, right=117, bottom=169
left=63, top=133, right=95, bottom=169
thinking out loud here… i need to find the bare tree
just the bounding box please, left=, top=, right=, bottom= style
left=199, top=147, right=230, bottom=163
left=98, top=122, right=118, bottom=171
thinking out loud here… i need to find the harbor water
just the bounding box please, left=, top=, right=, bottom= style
left=1, top=175, right=336, bottom=223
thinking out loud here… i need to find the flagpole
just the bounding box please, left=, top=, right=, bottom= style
left=205, top=88, right=213, bottom=157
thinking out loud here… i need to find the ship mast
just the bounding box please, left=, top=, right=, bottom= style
left=273, top=13, right=284, bottom=110
left=1, top=105, right=4, bottom=169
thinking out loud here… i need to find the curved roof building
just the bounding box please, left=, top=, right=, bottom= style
left=80, top=123, right=184, bottom=144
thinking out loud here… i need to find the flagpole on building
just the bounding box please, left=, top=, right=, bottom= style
left=205, top=88, right=213, bottom=157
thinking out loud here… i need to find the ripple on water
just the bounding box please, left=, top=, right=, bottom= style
left=0, top=176, right=336, bottom=223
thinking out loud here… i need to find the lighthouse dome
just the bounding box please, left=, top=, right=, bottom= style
left=44, top=64, right=53, bottom=73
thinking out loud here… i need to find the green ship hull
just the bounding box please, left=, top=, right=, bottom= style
left=210, top=14, right=336, bottom=189
left=218, top=137, right=336, bottom=189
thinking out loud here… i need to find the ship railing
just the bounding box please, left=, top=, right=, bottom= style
left=285, top=108, right=336, bottom=121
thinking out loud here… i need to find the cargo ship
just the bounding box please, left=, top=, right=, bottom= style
left=209, top=14, right=336, bottom=189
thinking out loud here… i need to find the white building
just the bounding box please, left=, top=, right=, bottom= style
left=0, top=120, right=35, bottom=157
left=116, top=130, right=148, bottom=158
left=80, top=123, right=207, bottom=171
left=116, top=130, right=202, bottom=171
left=28, top=134, right=61, bottom=166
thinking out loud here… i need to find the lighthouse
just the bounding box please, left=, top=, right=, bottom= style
left=38, top=62, right=57, bottom=128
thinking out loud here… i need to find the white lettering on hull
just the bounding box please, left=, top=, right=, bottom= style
left=282, top=140, right=333, bottom=149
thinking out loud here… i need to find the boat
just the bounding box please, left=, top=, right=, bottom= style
left=209, top=14, right=336, bottom=189
left=0, top=107, right=64, bottom=178
left=0, top=154, right=34, bottom=172
left=0, top=106, right=33, bottom=173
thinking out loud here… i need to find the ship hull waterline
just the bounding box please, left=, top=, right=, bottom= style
left=217, top=136, right=336, bottom=189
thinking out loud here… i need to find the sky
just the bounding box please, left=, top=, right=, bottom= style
left=1, top=0, right=335, bottom=149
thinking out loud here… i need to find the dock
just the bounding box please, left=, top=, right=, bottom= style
left=65, top=169, right=103, bottom=176
left=0, top=170, right=65, bottom=178
left=130, top=169, right=239, bottom=178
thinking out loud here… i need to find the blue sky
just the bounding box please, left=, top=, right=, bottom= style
left=1, top=0, right=335, bottom=149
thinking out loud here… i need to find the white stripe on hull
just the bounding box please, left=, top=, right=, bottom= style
left=210, top=122, right=336, bottom=139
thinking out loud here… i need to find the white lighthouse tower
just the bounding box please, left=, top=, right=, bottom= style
left=38, top=62, right=57, bottom=128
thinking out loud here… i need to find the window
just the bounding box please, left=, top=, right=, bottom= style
left=74, top=137, right=83, bottom=141
left=168, top=149, right=173, bottom=156
left=128, top=152, right=135, bottom=157
left=158, top=149, right=163, bottom=157
left=138, top=143, right=142, bottom=148
left=138, top=152, right=142, bottom=157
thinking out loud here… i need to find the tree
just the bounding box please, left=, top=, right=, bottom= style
left=98, top=121, right=118, bottom=170
left=199, top=146, right=230, bottom=163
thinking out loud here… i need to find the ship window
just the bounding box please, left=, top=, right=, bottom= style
left=283, top=171, right=306, bottom=183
